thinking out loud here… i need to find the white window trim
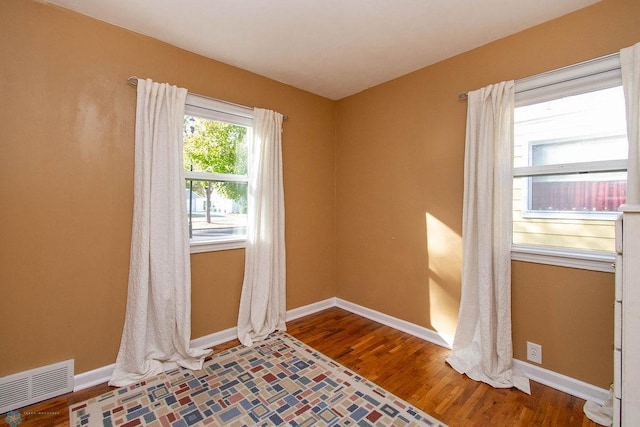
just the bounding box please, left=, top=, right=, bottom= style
left=185, top=94, right=253, bottom=253
left=512, top=52, right=624, bottom=271
left=511, top=245, right=615, bottom=273
left=513, top=159, right=627, bottom=178
left=520, top=211, right=620, bottom=221
left=516, top=158, right=626, bottom=221
left=190, top=238, right=246, bottom=254
left=515, top=53, right=621, bottom=107
left=185, top=171, right=248, bottom=183
left=185, top=94, right=253, bottom=127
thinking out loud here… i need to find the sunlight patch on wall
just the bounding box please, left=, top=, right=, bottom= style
left=425, top=213, right=462, bottom=345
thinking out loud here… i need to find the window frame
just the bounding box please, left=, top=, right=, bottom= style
left=516, top=135, right=627, bottom=221
left=184, top=94, right=253, bottom=253
left=511, top=53, right=625, bottom=272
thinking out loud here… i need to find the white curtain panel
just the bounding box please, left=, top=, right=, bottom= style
left=582, top=43, right=640, bottom=425
left=621, top=42, right=640, bottom=204
left=445, top=81, right=530, bottom=394
left=237, top=108, right=286, bottom=346
left=109, top=79, right=211, bottom=387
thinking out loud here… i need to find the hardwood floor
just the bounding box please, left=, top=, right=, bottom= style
left=287, top=308, right=600, bottom=427
left=6, top=307, right=601, bottom=426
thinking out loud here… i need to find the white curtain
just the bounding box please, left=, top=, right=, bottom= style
left=583, top=40, right=640, bottom=426
left=622, top=42, right=640, bottom=204
left=237, top=108, right=286, bottom=346
left=109, top=79, right=211, bottom=387
left=445, top=81, right=530, bottom=394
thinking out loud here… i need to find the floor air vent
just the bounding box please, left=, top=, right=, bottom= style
left=0, top=360, right=74, bottom=413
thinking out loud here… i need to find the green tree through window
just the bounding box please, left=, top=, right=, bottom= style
left=184, top=116, right=248, bottom=224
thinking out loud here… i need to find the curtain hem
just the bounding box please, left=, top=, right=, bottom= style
left=445, top=355, right=531, bottom=394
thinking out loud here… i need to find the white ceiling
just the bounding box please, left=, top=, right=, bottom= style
left=45, top=0, right=600, bottom=100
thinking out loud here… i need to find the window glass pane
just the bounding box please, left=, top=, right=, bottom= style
left=528, top=172, right=626, bottom=213
left=514, top=86, right=627, bottom=168
left=513, top=85, right=628, bottom=254
left=513, top=178, right=620, bottom=253
left=186, top=180, right=247, bottom=241
left=531, top=136, right=627, bottom=166
left=183, top=116, right=249, bottom=175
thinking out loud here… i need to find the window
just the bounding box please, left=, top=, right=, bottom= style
left=512, top=55, right=628, bottom=271
left=183, top=95, right=253, bottom=252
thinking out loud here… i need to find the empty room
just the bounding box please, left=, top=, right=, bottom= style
left=2, top=0, right=640, bottom=425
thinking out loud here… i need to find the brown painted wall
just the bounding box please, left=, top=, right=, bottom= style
left=0, top=0, right=336, bottom=376
left=512, top=262, right=614, bottom=387
left=336, top=0, right=640, bottom=388
left=1, top=0, right=637, bottom=390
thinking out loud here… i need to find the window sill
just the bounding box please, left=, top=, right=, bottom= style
left=521, top=210, right=620, bottom=221
left=190, top=238, right=246, bottom=254
left=511, top=245, right=615, bottom=273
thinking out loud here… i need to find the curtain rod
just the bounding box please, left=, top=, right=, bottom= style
left=127, top=76, right=288, bottom=120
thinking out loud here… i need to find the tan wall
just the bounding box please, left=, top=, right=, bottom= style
left=0, top=0, right=336, bottom=377
left=2, top=0, right=637, bottom=390
left=336, top=0, right=639, bottom=388
left=512, top=262, right=614, bottom=387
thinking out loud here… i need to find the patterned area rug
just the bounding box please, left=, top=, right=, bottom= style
left=70, top=332, right=445, bottom=426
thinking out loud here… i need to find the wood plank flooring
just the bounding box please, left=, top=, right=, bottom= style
left=6, top=307, right=601, bottom=426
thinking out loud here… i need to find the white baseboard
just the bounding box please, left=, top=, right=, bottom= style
left=74, top=326, right=238, bottom=392
left=334, top=298, right=608, bottom=405
left=192, top=297, right=337, bottom=351
left=335, top=298, right=453, bottom=349
left=513, top=359, right=609, bottom=405
left=189, top=326, right=238, bottom=351
left=74, top=296, right=610, bottom=407
left=74, top=363, right=115, bottom=392
left=286, top=298, right=336, bottom=321
left=74, top=298, right=338, bottom=391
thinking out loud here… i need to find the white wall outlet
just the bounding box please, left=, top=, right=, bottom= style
left=527, top=341, right=542, bottom=364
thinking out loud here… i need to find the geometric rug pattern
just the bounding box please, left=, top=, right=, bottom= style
left=69, top=332, right=446, bottom=426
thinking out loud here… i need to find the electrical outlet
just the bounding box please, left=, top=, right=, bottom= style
left=527, top=341, right=542, bottom=364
